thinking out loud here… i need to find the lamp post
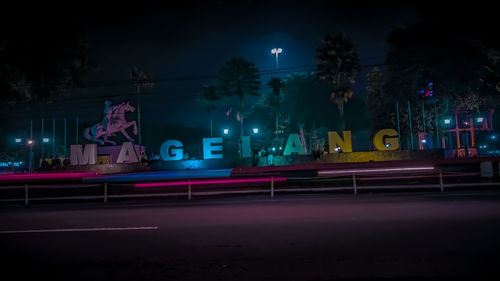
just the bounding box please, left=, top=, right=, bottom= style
left=29, top=120, right=33, bottom=172
left=271, top=48, right=283, bottom=70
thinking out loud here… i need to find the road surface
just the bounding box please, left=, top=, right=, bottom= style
left=2, top=191, right=500, bottom=280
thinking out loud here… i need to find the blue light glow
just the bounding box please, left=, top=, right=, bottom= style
left=83, top=169, right=233, bottom=183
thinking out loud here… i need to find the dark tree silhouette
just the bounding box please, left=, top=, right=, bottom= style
left=0, top=30, right=93, bottom=104
left=198, top=85, right=221, bottom=137
left=218, top=57, right=261, bottom=138
left=130, top=67, right=154, bottom=145
left=316, top=33, right=360, bottom=132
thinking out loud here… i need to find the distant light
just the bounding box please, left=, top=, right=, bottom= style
left=334, top=146, right=341, bottom=152
left=421, top=139, right=427, bottom=143
left=223, top=129, right=229, bottom=135
left=27, top=139, right=34, bottom=145
left=42, top=138, right=50, bottom=143
left=476, top=117, right=484, bottom=123
left=444, top=118, right=451, bottom=125
left=252, top=128, right=259, bottom=134
left=272, top=147, right=276, bottom=151
left=385, top=143, right=391, bottom=147
left=279, top=146, right=283, bottom=150
left=491, top=135, right=497, bottom=140
left=14, top=138, right=22, bottom=143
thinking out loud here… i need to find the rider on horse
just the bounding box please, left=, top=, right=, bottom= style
left=102, top=100, right=116, bottom=137
left=84, top=101, right=137, bottom=145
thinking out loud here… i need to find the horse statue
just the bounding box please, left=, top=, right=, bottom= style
left=84, top=101, right=138, bottom=145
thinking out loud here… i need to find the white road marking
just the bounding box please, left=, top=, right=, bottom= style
left=0, top=226, right=158, bottom=234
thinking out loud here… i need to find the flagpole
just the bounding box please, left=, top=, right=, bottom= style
left=396, top=100, right=401, bottom=150
left=408, top=101, right=414, bottom=150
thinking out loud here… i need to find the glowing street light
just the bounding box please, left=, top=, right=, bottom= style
left=271, top=48, right=283, bottom=69
left=27, top=139, right=34, bottom=145
left=223, top=128, right=229, bottom=135
left=14, top=138, right=22, bottom=143
left=252, top=128, right=259, bottom=134
left=42, top=138, right=50, bottom=143
left=444, top=118, right=452, bottom=125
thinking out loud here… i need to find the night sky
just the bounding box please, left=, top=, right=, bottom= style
left=2, top=1, right=426, bottom=151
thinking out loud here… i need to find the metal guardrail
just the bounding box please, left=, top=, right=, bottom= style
left=1, top=168, right=499, bottom=205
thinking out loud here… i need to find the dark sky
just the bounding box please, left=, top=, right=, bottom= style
left=84, top=1, right=418, bottom=121
left=4, top=1, right=423, bottom=147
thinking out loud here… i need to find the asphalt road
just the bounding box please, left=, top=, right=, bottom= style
left=2, top=191, right=500, bottom=281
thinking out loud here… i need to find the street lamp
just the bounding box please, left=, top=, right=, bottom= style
left=252, top=128, right=259, bottom=134
left=223, top=128, right=229, bottom=135
left=271, top=48, right=283, bottom=69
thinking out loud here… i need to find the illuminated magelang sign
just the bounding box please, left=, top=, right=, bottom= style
left=70, top=129, right=399, bottom=165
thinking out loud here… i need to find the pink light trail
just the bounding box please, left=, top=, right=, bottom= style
left=135, top=177, right=287, bottom=188
left=0, top=172, right=101, bottom=181
left=318, top=166, right=435, bottom=176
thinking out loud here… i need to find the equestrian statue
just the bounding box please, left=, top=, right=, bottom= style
left=84, top=101, right=138, bottom=145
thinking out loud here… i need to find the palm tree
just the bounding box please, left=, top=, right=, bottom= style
left=267, top=77, right=285, bottom=142
left=130, top=66, right=154, bottom=145
left=218, top=57, right=261, bottom=138
left=316, top=33, right=360, bottom=132
left=198, top=85, right=221, bottom=137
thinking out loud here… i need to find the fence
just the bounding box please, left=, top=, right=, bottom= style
left=1, top=166, right=499, bottom=205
